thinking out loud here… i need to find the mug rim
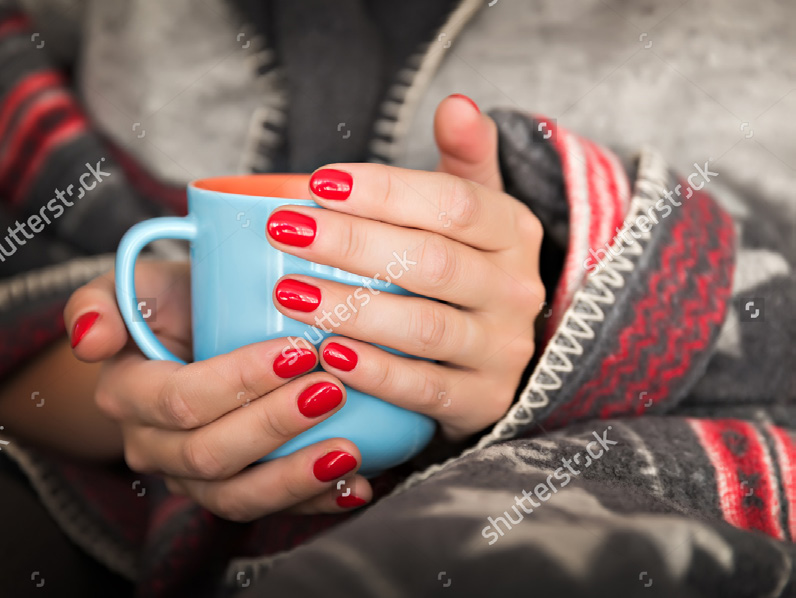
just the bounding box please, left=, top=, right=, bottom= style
left=190, top=174, right=312, bottom=200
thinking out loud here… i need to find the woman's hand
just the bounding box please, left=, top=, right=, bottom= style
left=269, top=95, right=545, bottom=441
left=65, top=262, right=372, bottom=521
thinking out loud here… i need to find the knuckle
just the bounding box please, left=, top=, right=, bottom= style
left=123, top=442, right=150, bottom=474
left=505, top=334, right=535, bottom=370
left=182, top=435, right=225, bottom=479
left=418, top=234, right=459, bottom=290
left=486, top=388, right=515, bottom=424
left=517, top=204, right=544, bottom=240
left=338, top=217, right=366, bottom=263
left=210, top=491, right=255, bottom=522
left=418, top=372, right=446, bottom=412
left=94, top=386, right=122, bottom=420
left=369, top=354, right=395, bottom=393
left=278, top=469, right=308, bottom=505
left=338, top=293, right=363, bottom=329
left=513, top=278, right=546, bottom=314
left=377, top=165, right=397, bottom=208
left=254, top=402, right=293, bottom=441
left=441, top=177, right=480, bottom=230
left=409, top=303, right=448, bottom=353
left=159, top=376, right=200, bottom=429
left=237, top=360, right=264, bottom=405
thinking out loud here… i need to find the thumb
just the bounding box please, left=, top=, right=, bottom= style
left=435, top=94, right=503, bottom=192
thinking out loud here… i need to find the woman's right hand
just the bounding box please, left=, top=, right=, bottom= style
left=64, top=261, right=371, bottom=521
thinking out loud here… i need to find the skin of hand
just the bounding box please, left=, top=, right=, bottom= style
left=272, top=95, right=545, bottom=441
left=62, top=95, right=544, bottom=520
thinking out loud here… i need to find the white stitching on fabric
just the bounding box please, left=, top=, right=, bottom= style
left=367, top=0, right=483, bottom=164
left=389, top=146, right=671, bottom=495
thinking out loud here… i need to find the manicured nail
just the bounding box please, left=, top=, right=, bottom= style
left=275, top=279, right=321, bottom=312
left=310, top=168, right=353, bottom=201
left=297, top=382, right=343, bottom=418
left=323, top=342, right=358, bottom=372
left=313, top=450, right=357, bottom=482
left=273, top=348, right=316, bottom=378
left=267, top=210, right=316, bottom=247
left=448, top=93, right=480, bottom=114
left=71, top=312, right=99, bottom=348
left=337, top=494, right=367, bottom=509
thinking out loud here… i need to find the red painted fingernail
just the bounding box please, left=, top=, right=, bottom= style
left=448, top=93, right=480, bottom=114
left=71, top=312, right=99, bottom=348
left=323, top=342, right=358, bottom=372
left=297, top=382, right=343, bottom=418
left=313, top=450, right=357, bottom=482
left=337, top=494, right=367, bottom=509
left=273, top=348, right=316, bottom=378
left=275, top=279, right=321, bottom=312
left=267, top=210, right=316, bottom=247
left=310, top=168, right=353, bottom=201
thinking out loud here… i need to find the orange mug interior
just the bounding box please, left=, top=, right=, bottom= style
left=191, top=174, right=312, bottom=200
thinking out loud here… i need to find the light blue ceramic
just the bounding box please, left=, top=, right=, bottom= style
left=115, top=174, right=435, bottom=476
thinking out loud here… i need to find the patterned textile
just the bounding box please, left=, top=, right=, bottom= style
left=0, top=1, right=794, bottom=596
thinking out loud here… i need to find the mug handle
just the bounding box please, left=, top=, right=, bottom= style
left=115, top=216, right=197, bottom=364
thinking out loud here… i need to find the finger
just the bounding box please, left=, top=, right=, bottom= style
left=319, top=338, right=516, bottom=440
left=65, top=261, right=192, bottom=361
left=266, top=208, right=502, bottom=308
left=289, top=475, right=372, bottom=513
left=306, top=163, right=526, bottom=252
left=124, top=372, right=346, bottom=479
left=103, top=337, right=318, bottom=430
left=165, top=439, right=362, bottom=522
left=434, top=94, right=504, bottom=192
left=273, top=275, right=486, bottom=365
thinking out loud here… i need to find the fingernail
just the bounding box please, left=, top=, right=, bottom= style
left=313, top=450, right=357, bottom=482
left=275, top=279, right=321, bottom=312
left=310, top=168, right=353, bottom=201
left=267, top=210, right=316, bottom=247
left=297, top=382, right=343, bottom=418
left=448, top=93, right=480, bottom=114
left=337, top=494, right=367, bottom=509
left=322, top=342, right=358, bottom=372
left=71, top=311, right=99, bottom=348
left=273, top=348, right=316, bottom=378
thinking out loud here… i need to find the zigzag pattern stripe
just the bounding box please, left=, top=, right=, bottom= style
left=390, top=148, right=681, bottom=493
left=479, top=150, right=667, bottom=443
left=551, top=206, right=697, bottom=425
left=555, top=188, right=734, bottom=426
left=613, top=198, right=734, bottom=415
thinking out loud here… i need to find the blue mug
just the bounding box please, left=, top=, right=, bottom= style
left=115, top=174, right=435, bottom=476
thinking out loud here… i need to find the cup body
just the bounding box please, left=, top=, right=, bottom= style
left=186, top=175, right=434, bottom=475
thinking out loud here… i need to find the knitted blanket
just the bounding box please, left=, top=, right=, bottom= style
left=0, top=1, right=794, bottom=595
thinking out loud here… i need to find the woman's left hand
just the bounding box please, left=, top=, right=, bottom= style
left=267, top=95, right=545, bottom=440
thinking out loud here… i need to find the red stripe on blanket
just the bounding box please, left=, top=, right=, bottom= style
left=767, top=425, right=796, bottom=541
left=0, top=71, right=63, bottom=141
left=0, top=92, right=79, bottom=185
left=0, top=92, right=72, bottom=158
left=108, top=143, right=188, bottom=215
left=689, top=419, right=784, bottom=540
left=543, top=187, right=734, bottom=427
left=12, top=114, right=86, bottom=204
left=539, top=118, right=589, bottom=336
left=536, top=116, right=631, bottom=343
left=0, top=13, right=30, bottom=37
left=602, top=190, right=733, bottom=416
